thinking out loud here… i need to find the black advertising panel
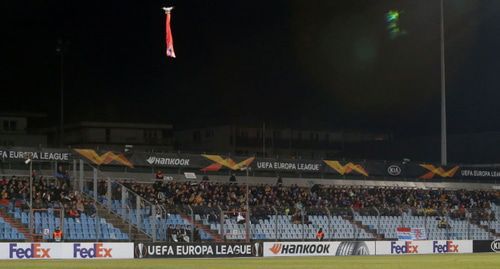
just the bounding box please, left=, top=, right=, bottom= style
left=2, top=146, right=500, bottom=182
left=473, top=240, right=500, bottom=253
left=253, top=158, right=323, bottom=173
left=322, top=160, right=369, bottom=177
left=0, top=147, right=72, bottom=162
left=459, top=167, right=500, bottom=179
left=130, top=152, right=204, bottom=169
left=134, top=242, right=258, bottom=258
left=403, top=163, right=459, bottom=181
left=364, top=161, right=395, bottom=178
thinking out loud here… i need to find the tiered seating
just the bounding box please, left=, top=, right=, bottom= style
left=62, top=215, right=128, bottom=241
left=104, top=180, right=499, bottom=241
left=0, top=217, right=25, bottom=240
left=207, top=214, right=373, bottom=240
left=308, top=215, right=373, bottom=239
left=480, top=203, right=500, bottom=234
left=355, top=213, right=492, bottom=240
left=12, top=208, right=128, bottom=241
left=107, top=199, right=191, bottom=240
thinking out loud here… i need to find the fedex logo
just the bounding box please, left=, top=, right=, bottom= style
left=433, top=241, right=459, bottom=253
left=9, top=243, right=51, bottom=259
left=390, top=241, right=418, bottom=254
left=73, top=243, right=112, bottom=258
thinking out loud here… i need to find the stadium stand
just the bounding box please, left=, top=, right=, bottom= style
left=100, top=179, right=499, bottom=241
left=0, top=171, right=498, bottom=242
left=0, top=175, right=129, bottom=241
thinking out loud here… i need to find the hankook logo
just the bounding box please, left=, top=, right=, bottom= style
left=269, top=244, right=282, bottom=255
left=146, top=156, right=190, bottom=166
left=492, top=240, right=500, bottom=253
left=387, top=165, right=402, bottom=176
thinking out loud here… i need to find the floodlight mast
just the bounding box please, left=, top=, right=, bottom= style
left=240, top=166, right=251, bottom=242
left=25, top=154, right=34, bottom=237
left=440, top=0, right=447, bottom=165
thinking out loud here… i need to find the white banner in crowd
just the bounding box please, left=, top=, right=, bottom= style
left=396, top=227, right=427, bottom=240
left=0, top=243, right=134, bottom=259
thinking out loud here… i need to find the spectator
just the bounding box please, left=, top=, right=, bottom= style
left=76, top=200, right=85, bottom=214
left=84, top=201, right=96, bottom=218
left=177, top=226, right=189, bottom=242
left=167, top=224, right=175, bottom=242
left=316, top=228, right=325, bottom=241
left=236, top=212, right=245, bottom=224
left=156, top=170, right=164, bottom=180
left=53, top=227, right=63, bottom=242
left=438, top=218, right=450, bottom=229
left=68, top=207, right=80, bottom=219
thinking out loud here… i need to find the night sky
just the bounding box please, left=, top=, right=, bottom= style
left=3, top=0, right=500, bottom=138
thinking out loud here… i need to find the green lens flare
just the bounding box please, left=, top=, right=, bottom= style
left=386, top=10, right=400, bottom=22
left=386, top=10, right=405, bottom=39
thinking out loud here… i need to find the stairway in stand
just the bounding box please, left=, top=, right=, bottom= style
left=179, top=213, right=224, bottom=242
left=0, top=207, right=33, bottom=242
left=346, top=217, right=384, bottom=240
left=95, top=204, right=151, bottom=242
left=476, top=221, right=498, bottom=239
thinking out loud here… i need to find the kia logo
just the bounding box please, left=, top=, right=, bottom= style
left=387, top=165, right=402, bottom=176
left=492, top=239, right=500, bottom=253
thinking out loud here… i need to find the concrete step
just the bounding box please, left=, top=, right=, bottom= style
left=0, top=207, right=33, bottom=241
left=96, top=206, right=150, bottom=242
left=179, top=213, right=223, bottom=242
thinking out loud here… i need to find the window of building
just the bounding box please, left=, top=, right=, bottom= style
left=162, top=129, right=173, bottom=139
left=273, top=130, right=281, bottom=139
left=3, top=120, right=9, bottom=131
left=9, top=121, right=17, bottom=131
left=205, top=129, right=214, bottom=138
left=105, top=129, right=111, bottom=143
left=193, top=131, right=201, bottom=142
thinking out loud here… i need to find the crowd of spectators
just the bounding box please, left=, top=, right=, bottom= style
left=4, top=173, right=499, bottom=222
left=0, top=172, right=96, bottom=220
left=107, top=180, right=499, bottom=221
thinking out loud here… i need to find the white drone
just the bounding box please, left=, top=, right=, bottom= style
left=162, top=6, right=174, bottom=13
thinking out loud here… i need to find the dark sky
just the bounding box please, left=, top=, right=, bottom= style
left=3, top=0, right=500, bottom=137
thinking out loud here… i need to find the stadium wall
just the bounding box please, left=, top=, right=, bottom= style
left=0, top=242, right=134, bottom=259
left=0, top=240, right=497, bottom=259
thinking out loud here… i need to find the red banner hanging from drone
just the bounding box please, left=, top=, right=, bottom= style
left=164, top=7, right=176, bottom=58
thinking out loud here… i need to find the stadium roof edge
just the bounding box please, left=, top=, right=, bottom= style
left=64, top=121, right=173, bottom=129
